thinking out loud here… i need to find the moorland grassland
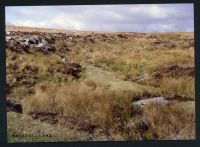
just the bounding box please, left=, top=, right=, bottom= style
left=6, top=26, right=195, bottom=142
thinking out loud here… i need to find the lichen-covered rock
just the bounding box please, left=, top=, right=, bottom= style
left=133, top=97, right=173, bottom=106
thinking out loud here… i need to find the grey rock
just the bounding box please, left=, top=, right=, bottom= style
left=68, top=37, right=73, bottom=41
left=6, top=31, right=11, bottom=36
left=133, top=73, right=150, bottom=82
left=29, top=38, right=38, bottom=44
left=37, top=43, right=46, bottom=48
left=47, top=36, right=51, bottom=39
left=17, top=37, right=24, bottom=42
left=6, top=36, right=12, bottom=41
left=45, top=36, right=52, bottom=40
left=25, top=38, right=30, bottom=42
left=24, top=39, right=30, bottom=46
left=18, top=39, right=29, bottom=46
left=19, top=41, right=26, bottom=45
left=42, top=39, right=48, bottom=44
left=61, top=57, right=68, bottom=63
left=133, top=97, right=174, bottom=107
left=37, top=42, right=52, bottom=53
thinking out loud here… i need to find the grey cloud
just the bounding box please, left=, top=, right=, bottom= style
left=5, top=4, right=194, bottom=32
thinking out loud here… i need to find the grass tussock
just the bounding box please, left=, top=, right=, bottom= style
left=22, top=81, right=139, bottom=132
left=122, top=103, right=195, bottom=140
left=143, top=104, right=195, bottom=139
left=22, top=80, right=195, bottom=140
left=159, top=77, right=195, bottom=100
left=10, top=86, right=30, bottom=100
left=137, top=76, right=194, bottom=100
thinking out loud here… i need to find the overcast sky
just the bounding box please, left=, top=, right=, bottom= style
left=5, top=4, right=194, bottom=32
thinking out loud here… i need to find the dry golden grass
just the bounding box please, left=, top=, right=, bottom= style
left=22, top=81, right=135, bottom=125
left=68, top=35, right=194, bottom=80
left=138, top=76, right=195, bottom=100
left=7, top=112, right=89, bottom=142
left=122, top=103, right=195, bottom=140
left=6, top=29, right=195, bottom=141
left=21, top=80, right=195, bottom=140
left=159, top=77, right=195, bottom=100
left=143, top=103, right=195, bottom=140
left=10, top=86, right=30, bottom=100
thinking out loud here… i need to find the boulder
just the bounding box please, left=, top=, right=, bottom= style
left=133, top=97, right=174, bottom=107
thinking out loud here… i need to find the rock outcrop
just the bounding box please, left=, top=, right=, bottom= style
left=133, top=97, right=174, bottom=107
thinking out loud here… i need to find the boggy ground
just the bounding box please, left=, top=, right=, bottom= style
left=6, top=26, right=195, bottom=142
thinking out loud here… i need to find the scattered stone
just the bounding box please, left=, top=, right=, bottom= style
left=6, top=36, right=12, bottom=42
left=37, top=42, right=53, bottom=53
left=132, top=73, right=150, bottom=82
left=24, top=39, right=30, bottom=46
left=41, top=39, right=48, bottom=44
left=6, top=31, right=11, bottom=36
left=29, top=38, right=38, bottom=44
left=37, top=42, right=46, bottom=48
left=6, top=32, right=56, bottom=54
left=68, top=37, right=73, bottom=41
left=60, top=56, right=68, bottom=64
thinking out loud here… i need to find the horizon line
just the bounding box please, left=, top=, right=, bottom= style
left=5, top=25, right=194, bottom=34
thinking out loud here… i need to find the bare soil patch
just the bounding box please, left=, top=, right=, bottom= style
left=153, top=65, right=194, bottom=78
left=30, top=112, right=102, bottom=134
